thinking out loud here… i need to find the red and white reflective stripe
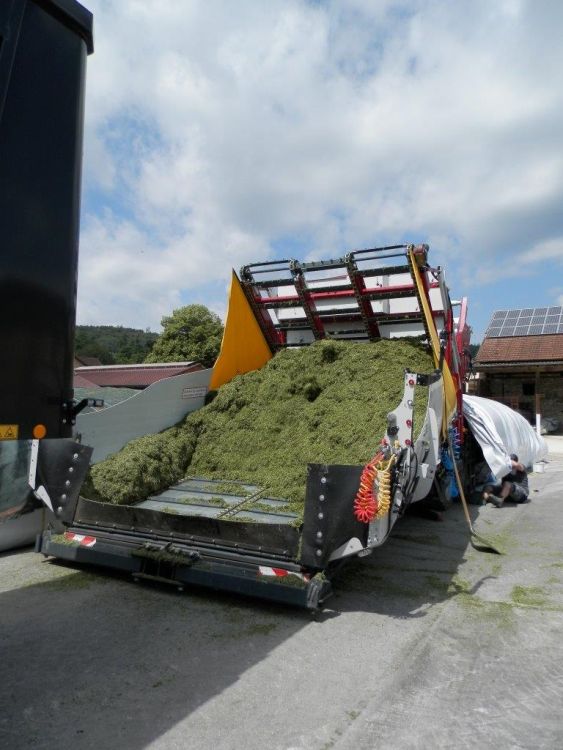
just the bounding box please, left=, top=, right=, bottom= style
left=258, top=566, right=310, bottom=582
left=64, top=531, right=96, bottom=548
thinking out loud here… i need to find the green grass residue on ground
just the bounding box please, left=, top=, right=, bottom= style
left=510, top=585, right=548, bottom=608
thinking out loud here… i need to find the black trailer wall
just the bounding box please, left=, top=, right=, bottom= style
left=0, top=0, right=93, bottom=440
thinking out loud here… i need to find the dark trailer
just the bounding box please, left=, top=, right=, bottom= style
left=0, top=0, right=94, bottom=538
left=0, top=0, right=93, bottom=441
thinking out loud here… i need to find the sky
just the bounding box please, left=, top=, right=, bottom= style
left=77, top=0, right=563, bottom=342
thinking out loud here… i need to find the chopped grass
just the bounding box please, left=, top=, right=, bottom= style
left=196, top=482, right=253, bottom=497
left=82, top=422, right=202, bottom=506
left=510, top=585, right=548, bottom=608
left=50, top=533, right=81, bottom=547
left=87, top=339, right=434, bottom=518
left=173, top=496, right=230, bottom=508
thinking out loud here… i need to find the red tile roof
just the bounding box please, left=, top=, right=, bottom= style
left=75, top=355, right=103, bottom=367
left=73, top=373, right=99, bottom=388
left=476, top=334, right=563, bottom=364
left=74, top=361, right=204, bottom=388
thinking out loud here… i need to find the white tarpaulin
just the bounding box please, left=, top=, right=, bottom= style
left=463, top=394, right=548, bottom=479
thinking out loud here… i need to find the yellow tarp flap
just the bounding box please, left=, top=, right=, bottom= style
left=210, top=271, right=273, bottom=391
left=408, top=249, right=458, bottom=434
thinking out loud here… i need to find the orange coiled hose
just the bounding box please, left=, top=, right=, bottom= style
left=353, top=451, right=385, bottom=523
left=375, top=458, right=394, bottom=520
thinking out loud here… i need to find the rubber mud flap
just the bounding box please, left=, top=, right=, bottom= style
left=300, top=464, right=368, bottom=568
left=36, top=440, right=93, bottom=523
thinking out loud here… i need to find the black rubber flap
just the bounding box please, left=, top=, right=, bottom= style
left=74, top=498, right=301, bottom=559
left=300, top=464, right=368, bottom=568
left=36, top=440, right=93, bottom=523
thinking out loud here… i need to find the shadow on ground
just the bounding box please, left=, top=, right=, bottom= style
left=330, top=501, right=496, bottom=617
left=0, top=502, right=484, bottom=750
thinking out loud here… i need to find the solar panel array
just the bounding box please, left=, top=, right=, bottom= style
left=485, top=306, right=563, bottom=338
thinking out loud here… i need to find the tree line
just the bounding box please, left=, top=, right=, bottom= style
left=76, top=305, right=224, bottom=368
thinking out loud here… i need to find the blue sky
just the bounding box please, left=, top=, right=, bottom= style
left=77, top=0, right=563, bottom=342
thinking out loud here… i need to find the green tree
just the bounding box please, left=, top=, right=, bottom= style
left=75, top=331, right=115, bottom=364
left=75, top=325, right=158, bottom=364
left=145, top=304, right=224, bottom=368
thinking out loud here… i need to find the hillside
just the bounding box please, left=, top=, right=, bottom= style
left=75, top=325, right=158, bottom=365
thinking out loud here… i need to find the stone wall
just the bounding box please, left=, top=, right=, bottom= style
left=477, top=370, right=563, bottom=433
left=541, top=374, right=563, bottom=429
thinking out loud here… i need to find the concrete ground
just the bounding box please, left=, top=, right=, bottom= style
left=1, top=448, right=562, bottom=750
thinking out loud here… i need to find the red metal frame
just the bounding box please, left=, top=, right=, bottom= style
left=239, top=278, right=286, bottom=351
left=239, top=245, right=450, bottom=352
left=258, top=281, right=439, bottom=307
left=240, top=244, right=471, bottom=443
left=291, top=265, right=325, bottom=340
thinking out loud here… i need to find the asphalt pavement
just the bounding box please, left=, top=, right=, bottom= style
left=1, top=443, right=562, bottom=750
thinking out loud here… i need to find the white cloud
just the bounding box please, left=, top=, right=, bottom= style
left=78, top=0, right=563, bottom=329
left=516, top=238, right=563, bottom=264
left=77, top=210, right=267, bottom=328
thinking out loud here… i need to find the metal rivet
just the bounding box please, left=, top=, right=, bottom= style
left=73, top=453, right=79, bottom=460
left=57, top=506, right=63, bottom=514
left=316, top=549, right=322, bottom=557
left=318, top=512, right=324, bottom=520
left=65, top=480, right=71, bottom=487
left=68, top=467, right=74, bottom=473
left=320, top=477, right=327, bottom=484
left=316, top=531, right=323, bottom=539
left=319, top=494, right=325, bottom=501
left=60, top=494, right=67, bottom=501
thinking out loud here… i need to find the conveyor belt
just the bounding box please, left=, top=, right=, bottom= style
left=136, top=477, right=298, bottom=525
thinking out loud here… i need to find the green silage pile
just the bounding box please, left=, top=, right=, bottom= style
left=84, top=339, right=435, bottom=513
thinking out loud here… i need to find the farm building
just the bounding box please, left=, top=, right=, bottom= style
left=474, top=306, right=563, bottom=433
left=73, top=361, right=204, bottom=390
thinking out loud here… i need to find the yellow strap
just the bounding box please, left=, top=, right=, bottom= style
left=408, top=248, right=458, bottom=434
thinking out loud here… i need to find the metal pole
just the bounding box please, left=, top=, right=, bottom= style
left=535, top=370, right=541, bottom=437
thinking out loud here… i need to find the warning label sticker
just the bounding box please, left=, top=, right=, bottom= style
left=181, top=386, right=208, bottom=400
left=0, top=424, right=19, bottom=440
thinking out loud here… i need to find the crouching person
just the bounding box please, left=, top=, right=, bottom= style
left=484, top=453, right=529, bottom=508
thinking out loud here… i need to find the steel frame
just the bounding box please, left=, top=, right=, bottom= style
left=239, top=245, right=439, bottom=350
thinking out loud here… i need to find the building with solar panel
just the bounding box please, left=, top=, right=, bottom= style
left=473, top=306, right=563, bottom=434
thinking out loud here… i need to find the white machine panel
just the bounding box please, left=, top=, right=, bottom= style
left=77, top=368, right=212, bottom=463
